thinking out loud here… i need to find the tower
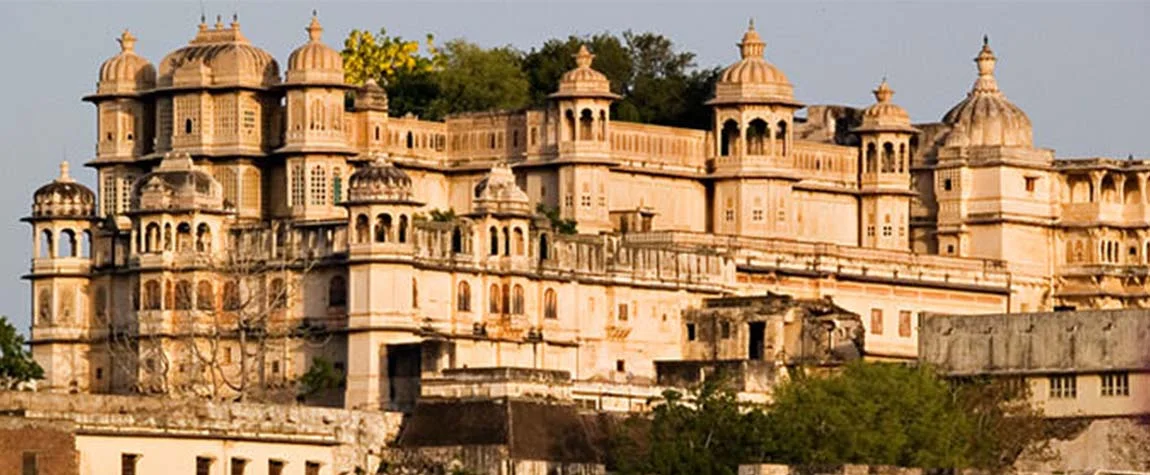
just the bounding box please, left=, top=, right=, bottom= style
left=707, top=21, right=803, bottom=237
left=24, top=162, right=98, bottom=392
left=549, top=45, right=620, bottom=233
left=853, top=79, right=918, bottom=250
left=341, top=157, right=423, bottom=410
left=280, top=14, right=356, bottom=221
left=83, top=30, right=156, bottom=217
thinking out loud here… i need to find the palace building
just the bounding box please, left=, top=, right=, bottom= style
left=23, top=15, right=1142, bottom=410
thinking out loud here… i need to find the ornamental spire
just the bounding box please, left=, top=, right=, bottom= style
left=971, top=35, right=1000, bottom=95
left=738, top=19, right=765, bottom=59
left=306, top=12, right=323, bottom=42
left=117, top=29, right=136, bottom=53
left=57, top=161, right=73, bottom=183
left=573, top=44, right=594, bottom=69
left=873, top=77, right=894, bottom=103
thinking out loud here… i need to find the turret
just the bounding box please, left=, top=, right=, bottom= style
left=547, top=46, right=619, bottom=233
left=23, top=162, right=98, bottom=393
left=853, top=79, right=918, bottom=250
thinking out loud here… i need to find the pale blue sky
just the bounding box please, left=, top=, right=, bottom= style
left=2, top=1, right=1147, bottom=332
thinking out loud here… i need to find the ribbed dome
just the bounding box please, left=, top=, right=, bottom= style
left=942, top=37, right=1032, bottom=148
left=347, top=156, right=416, bottom=203
left=854, top=79, right=917, bottom=134
left=157, top=18, right=279, bottom=89
left=549, top=45, right=620, bottom=100
left=132, top=152, right=224, bottom=212
left=97, top=30, right=156, bottom=95
left=709, top=21, right=799, bottom=106
left=32, top=162, right=96, bottom=219
left=473, top=163, right=530, bottom=216
left=285, top=15, right=345, bottom=86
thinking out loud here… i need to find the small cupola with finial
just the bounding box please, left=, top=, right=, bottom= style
left=550, top=44, right=619, bottom=152
left=31, top=162, right=96, bottom=220
left=856, top=78, right=918, bottom=179
left=709, top=19, right=800, bottom=107
left=95, top=30, right=156, bottom=95
left=942, top=36, right=1033, bottom=148
left=286, top=11, right=346, bottom=86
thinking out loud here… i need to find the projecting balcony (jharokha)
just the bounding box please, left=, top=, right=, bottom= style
left=30, top=257, right=90, bottom=276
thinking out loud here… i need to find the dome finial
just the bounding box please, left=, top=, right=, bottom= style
left=117, top=29, right=137, bottom=53
left=306, top=12, right=323, bottom=42
left=574, top=44, right=594, bottom=68
left=749, top=18, right=755, bottom=30
left=738, top=21, right=766, bottom=59
left=972, top=35, right=999, bottom=93
left=230, top=13, right=239, bottom=29
left=983, top=34, right=989, bottom=46
left=873, top=77, right=894, bottom=103
left=58, top=161, right=73, bottom=183
left=215, top=14, right=223, bottom=29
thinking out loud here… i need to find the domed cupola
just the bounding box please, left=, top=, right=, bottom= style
left=96, top=30, right=156, bottom=95
left=131, top=152, right=224, bottom=212
left=346, top=156, right=418, bottom=204
left=709, top=21, right=801, bottom=107
left=941, top=37, right=1032, bottom=148
left=285, top=13, right=345, bottom=86
left=548, top=45, right=621, bottom=100
left=157, top=16, right=279, bottom=89
left=854, top=79, right=918, bottom=134
left=473, top=163, right=531, bottom=216
left=32, top=162, right=96, bottom=219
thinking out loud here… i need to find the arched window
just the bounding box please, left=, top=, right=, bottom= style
left=489, top=226, right=499, bottom=256
left=775, top=120, right=788, bottom=156
left=882, top=142, right=895, bottom=173
left=39, top=229, right=53, bottom=258
left=163, top=223, right=173, bottom=251
left=269, top=278, right=286, bottom=310
left=565, top=109, right=576, bottom=141
left=502, top=227, right=511, bottom=256
left=174, top=280, right=193, bottom=310
left=196, top=223, right=212, bottom=252
left=865, top=143, right=877, bottom=173
left=355, top=214, right=369, bottom=244
left=412, top=278, right=419, bottom=309
left=457, top=281, right=471, bottom=312
left=81, top=230, right=92, bottom=259
left=143, top=280, right=161, bottom=310
left=599, top=110, right=608, bottom=141
left=164, top=280, right=174, bottom=310
left=544, top=288, right=557, bottom=319
left=310, top=166, right=327, bottom=206
left=196, top=281, right=214, bottom=311
left=489, top=284, right=500, bottom=313
left=513, top=228, right=525, bottom=256
left=223, top=280, right=240, bottom=311
left=898, top=143, right=907, bottom=173
left=539, top=233, right=550, bottom=261
left=746, top=119, right=768, bottom=155
left=374, top=125, right=381, bottom=142
left=375, top=214, right=392, bottom=243
left=406, top=131, right=414, bottom=149
left=174, top=222, right=191, bottom=251
left=59, top=229, right=76, bottom=257
left=451, top=227, right=463, bottom=253
left=720, top=120, right=739, bottom=156
left=512, top=285, right=524, bottom=315
left=184, top=118, right=193, bottom=135
left=398, top=215, right=408, bottom=243
left=144, top=223, right=158, bottom=253
left=328, top=275, right=347, bottom=307
left=37, top=288, right=52, bottom=325
left=579, top=109, right=594, bottom=141
left=501, top=284, right=511, bottom=315
left=290, top=164, right=305, bottom=206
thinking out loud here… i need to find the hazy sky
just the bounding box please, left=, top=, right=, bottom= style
left=2, top=1, right=1147, bottom=332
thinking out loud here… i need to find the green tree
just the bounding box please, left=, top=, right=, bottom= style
left=521, top=33, right=633, bottom=106
left=536, top=204, right=577, bottom=235
left=426, top=40, right=531, bottom=119
left=341, top=28, right=445, bottom=118
left=297, top=356, right=344, bottom=401
left=611, top=378, right=768, bottom=475
left=0, top=316, right=43, bottom=389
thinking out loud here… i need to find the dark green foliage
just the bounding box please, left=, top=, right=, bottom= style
left=428, top=208, right=457, bottom=222
left=610, top=362, right=1050, bottom=474
left=536, top=204, right=577, bottom=235
left=426, top=40, right=531, bottom=120
left=298, top=356, right=344, bottom=399
left=0, top=316, right=42, bottom=389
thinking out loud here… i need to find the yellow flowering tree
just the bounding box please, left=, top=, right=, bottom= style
left=341, top=28, right=443, bottom=86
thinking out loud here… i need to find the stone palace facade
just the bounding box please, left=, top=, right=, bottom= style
left=23, top=15, right=1143, bottom=410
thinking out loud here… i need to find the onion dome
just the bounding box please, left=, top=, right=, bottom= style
left=346, top=156, right=417, bottom=203
left=285, top=13, right=345, bottom=86
left=709, top=20, right=800, bottom=107
left=32, top=162, right=96, bottom=219
left=942, top=36, right=1032, bottom=147
left=96, top=30, right=156, bottom=95
left=131, top=152, right=224, bottom=212
left=548, top=45, right=621, bottom=100
left=473, top=163, right=530, bottom=216
left=853, top=79, right=917, bottom=134
left=157, top=16, right=279, bottom=89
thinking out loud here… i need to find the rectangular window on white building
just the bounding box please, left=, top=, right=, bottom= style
left=1049, top=375, right=1077, bottom=399
left=1101, top=372, right=1129, bottom=397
